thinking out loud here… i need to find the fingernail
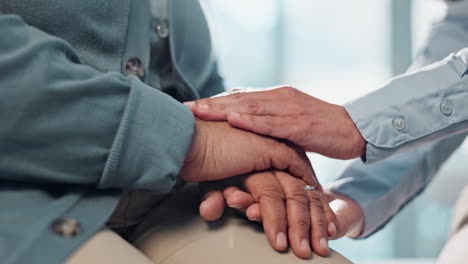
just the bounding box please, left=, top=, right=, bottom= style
left=320, top=238, right=328, bottom=250
left=301, top=239, right=310, bottom=252
left=198, top=104, right=209, bottom=110
left=229, top=112, right=240, bottom=117
left=247, top=216, right=260, bottom=222
left=329, top=222, right=337, bottom=237
left=184, top=101, right=195, bottom=108
left=276, top=232, right=287, bottom=249
left=227, top=203, right=242, bottom=209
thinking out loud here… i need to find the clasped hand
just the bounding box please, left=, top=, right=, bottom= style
left=183, top=87, right=367, bottom=259
left=199, top=171, right=336, bottom=259
left=177, top=118, right=335, bottom=258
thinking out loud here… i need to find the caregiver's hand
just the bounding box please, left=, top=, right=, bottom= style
left=199, top=171, right=337, bottom=259
left=324, top=190, right=365, bottom=239
left=185, top=87, right=367, bottom=160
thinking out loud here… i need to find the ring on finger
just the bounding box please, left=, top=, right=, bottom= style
left=304, top=185, right=316, bottom=192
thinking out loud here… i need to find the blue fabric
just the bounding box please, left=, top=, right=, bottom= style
left=0, top=0, right=223, bottom=263
left=328, top=3, right=468, bottom=238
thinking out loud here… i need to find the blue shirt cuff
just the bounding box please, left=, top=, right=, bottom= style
left=345, top=51, right=468, bottom=164
left=100, top=75, right=195, bottom=194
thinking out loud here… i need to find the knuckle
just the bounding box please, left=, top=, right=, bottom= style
left=232, top=92, right=245, bottom=101
left=309, top=195, right=324, bottom=209
left=294, top=218, right=310, bottom=230
left=313, top=217, right=328, bottom=229
left=286, top=189, right=309, bottom=206
left=243, top=100, right=262, bottom=114
left=259, top=186, right=285, bottom=202
left=278, top=86, right=298, bottom=98
left=287, top=124, right=305, bottom=143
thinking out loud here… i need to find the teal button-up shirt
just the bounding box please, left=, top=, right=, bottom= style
left=0, top=1, right=224, bottom=263
left=328, top=0, right=468, bottom=238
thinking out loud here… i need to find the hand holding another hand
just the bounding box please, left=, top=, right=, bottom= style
left=185, top=87, right=367, bottom=160
left=179, top=118, right=320, bottom=190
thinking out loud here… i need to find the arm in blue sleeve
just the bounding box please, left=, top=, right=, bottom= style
left=328, top=8, right=468, bottom=237
left=327, top=132, right=466, bottom=238
left=346, top=49, right=468, bottom=163
left=0, top=14, right=194, bottom=194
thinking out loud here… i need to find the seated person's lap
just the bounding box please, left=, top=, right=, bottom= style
left=71, top=184, right=352, bottom=264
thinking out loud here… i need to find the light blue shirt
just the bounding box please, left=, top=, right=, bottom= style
left=328, top=1, right=468, bottom=238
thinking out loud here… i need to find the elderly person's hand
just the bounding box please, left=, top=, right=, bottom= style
left=179, top=119, right=319, bottom=190
left=185, top=87, right=366, bottom=160
left=199, top=171, right=337, bottom=259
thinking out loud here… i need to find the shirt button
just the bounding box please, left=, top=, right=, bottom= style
left=125, top=58, right=145, bottom=79
left=51, top=218, right=81, bottom=237
left=440, top=99, right=453, bottom=116
left=392, top=117, right=406, bottom=132
left=155, top=23, right=169, bottom=39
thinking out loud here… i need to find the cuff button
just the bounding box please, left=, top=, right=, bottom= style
left=392, top=117, right=406, bottom=132
left=440, top=99, right=453, bottom=116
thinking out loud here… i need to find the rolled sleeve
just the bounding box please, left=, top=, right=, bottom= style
left=346, top=49, right=468, bottom=163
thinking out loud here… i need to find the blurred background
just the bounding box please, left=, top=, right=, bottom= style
left=204, top=0, right=468, bottom=263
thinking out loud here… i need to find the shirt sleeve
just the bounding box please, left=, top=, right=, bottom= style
left=345, top=48, right=468, bottom=163
left=327, top=132, right=466, bottom=238
left=0, top=14, right=194, bottom=194
left=327, top=6, right=468, bottom=238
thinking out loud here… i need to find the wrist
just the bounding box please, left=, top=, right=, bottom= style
left=180, top=118, right=205, bottom=181
left=341, top=106, right=366, bottom=158
left=352, top=131, right=367, bottom=159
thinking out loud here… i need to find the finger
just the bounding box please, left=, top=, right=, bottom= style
left=274, top=171, right=312, bottom=259
left=227, top=114, right=292, bottom=140
left=227, top=113, right=321, bottom=179
left=223, top=187, right=255, bottom=211
left=245, top=203, right=262, bottom=222
left=306, top=191, right=330, bottom=257
left=223, top=186, right=241, bottom=197
left=243, top=171, right=288, bottom=251
left=319, top=194, right=338, bottom=239
left=199, top=190, right=226, bottom=221
left=185, top=90, right=284, bottom=121
left=263, top=140, right=320, bottom=190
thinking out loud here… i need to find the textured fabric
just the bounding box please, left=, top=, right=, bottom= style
left=65, top=230, right=153, bottom=264
left=130, top=184, right=352, bottom=264
left=328, top=2, right=468, bottom=238
left=68, top=185, right=352, bottom=264
left=0, top=0, right=223, bottom=263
